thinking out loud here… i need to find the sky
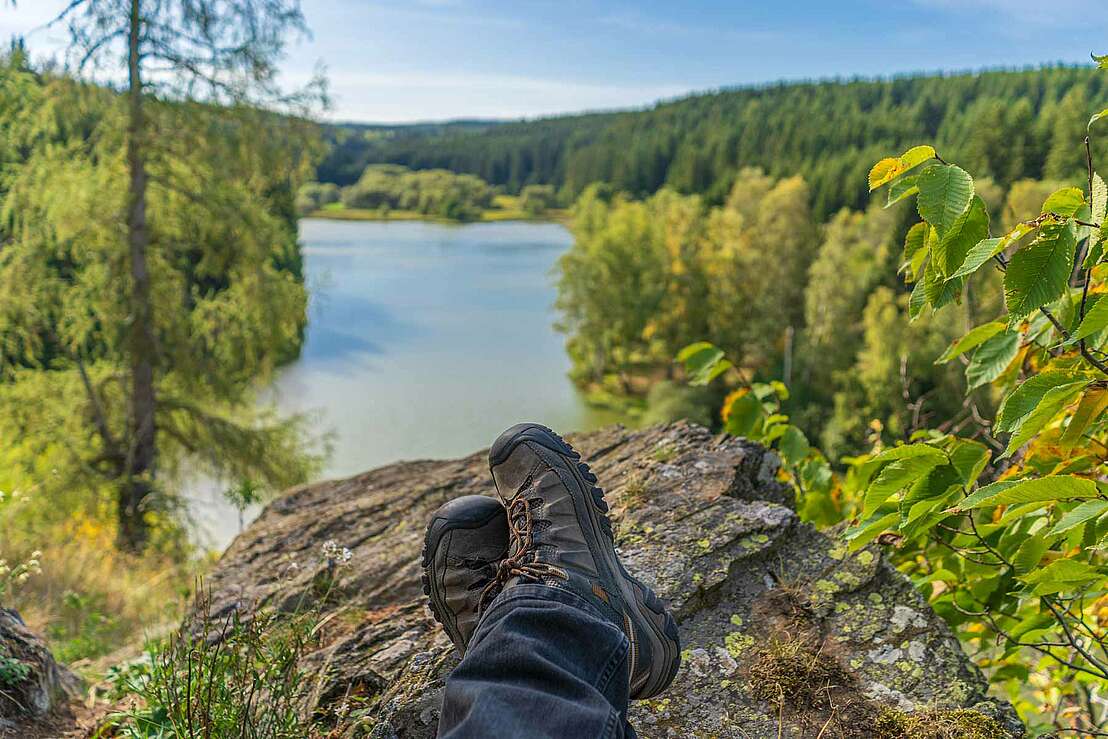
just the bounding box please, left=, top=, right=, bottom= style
left=4, top=0, right=1108, bottom=123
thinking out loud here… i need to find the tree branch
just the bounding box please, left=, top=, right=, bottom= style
left=1040, top=306, right=1108, bottom=375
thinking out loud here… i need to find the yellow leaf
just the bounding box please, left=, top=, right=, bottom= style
left=869, top=158, right=902, bottom=191
left=1060, top=388, right=1108, bottom=452
left=899, top=145, right=936, bottom=170
left=720, top=387, right=748, bottom=423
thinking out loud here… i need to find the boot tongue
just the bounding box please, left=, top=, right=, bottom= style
left=491, top=443, right=543, bottom=499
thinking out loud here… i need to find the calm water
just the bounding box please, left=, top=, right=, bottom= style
left=187, top=219, right=622, bottom=548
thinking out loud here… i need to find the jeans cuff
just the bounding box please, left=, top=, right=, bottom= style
left=481, top=582, right=613, bottom=624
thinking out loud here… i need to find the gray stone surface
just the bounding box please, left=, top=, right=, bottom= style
left=0, top=608, right=80, bottom=735
left=204, top=422, right=1022, bottom=738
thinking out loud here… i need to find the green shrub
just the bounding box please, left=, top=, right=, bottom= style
left=640, top=381, right=715, bottom=427
left=102, top=594, right=321, bottom=738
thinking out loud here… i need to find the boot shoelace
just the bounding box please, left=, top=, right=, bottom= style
left=477, top=492, right=567, bottom=617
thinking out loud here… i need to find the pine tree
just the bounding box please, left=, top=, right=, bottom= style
left=0, top=1, right=323, bottom=549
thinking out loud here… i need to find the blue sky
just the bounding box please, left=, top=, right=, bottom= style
left=4, top=0, right=1108, bottom=122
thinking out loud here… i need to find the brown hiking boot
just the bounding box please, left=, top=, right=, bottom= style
left=422, top=495, right=509, bottom=655
left=482, top=423, right=681, bottom=699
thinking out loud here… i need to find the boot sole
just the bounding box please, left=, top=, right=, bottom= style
left=489, top=423, right=681, bottom=699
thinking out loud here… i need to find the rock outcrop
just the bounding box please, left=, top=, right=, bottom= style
left=0, top=608, right=80, bottom=736
left=205, top=422, right=1022, bottom=738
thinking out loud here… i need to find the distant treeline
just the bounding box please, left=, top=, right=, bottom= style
left=321, top=66, right=1108, bottom=221
left=299, top=164, right=562, bottom=221
left=317, top=120, right=504, bottom=186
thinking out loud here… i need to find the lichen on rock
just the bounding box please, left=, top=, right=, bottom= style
left=203, top=422, right=1023, bottom=738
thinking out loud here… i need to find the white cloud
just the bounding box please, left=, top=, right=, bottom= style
left=314, top=70, right=689, bottom=123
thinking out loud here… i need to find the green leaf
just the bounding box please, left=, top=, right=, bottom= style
left=1095, top=51, right=1108, bottom=69
left=862, top=455, right=945, bottom=519
left=799, top=457, right=833, bottom=495
left=950, top=222, right=1037, bottom=281
left=964, top=330, right=1020, bottom=391
left=945, top=438, right=991, bottom=486
left=1048, top=500, right=1108, bottom=537
left=956, top=475, right=1099, bottom=510
left=778, top=425, right=809, bottom=465
left=677, top=342, right=731, bottom=386
left=886, top=175, right=919, bottom=208
left=901, top=498, right=955, bottom=537
left=908, top=275, right=928, bottom=320
left=1093, top=174, right=1107, bottom=222
left=676, top=341, right=718, bottom=362
left=1003, top=222, right=1076, bottom=320
left=1072, top=297, right=1108, bottom=342
left=1010, top=611, right=1055, bottom=640
left=1020, top=558, right=1104, bottom=595
left=923, top=258, right=962, bottom=310
left=1012, top=534, right=1049, bottom=575
left=954, top=480, right=1017, bottom=510
left=997, top=500, right=1050, bottom=526
left=917, top=164, right=974, bottom=239
left=901, top=464, right=961, bottom=513
left=869, top=444, right=948, bottom=466
left=1060, top=388, right=1108, bottom=452
left=900, top=222, right=930, bottom=279
left=1086, top=223, right=1107, bottom=269
left=724, top=392, right=762, bottom=437
left=1002, top=382, right=1087, bottom=457
left=845, top=511, right=900, bottom=550
left=934, top=196, right=990, bottom=277
left=1040, top=187, right=1086, bottom=218
left=947, top=238, right=1002, bottom=280
left=995, top=370, right=1090, bottom=433
left=1091, top=108, right=1108, bottom=129
left=936, top=321, right=1006, bottom=364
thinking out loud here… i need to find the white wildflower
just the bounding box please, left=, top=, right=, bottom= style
left=30, top=551, right=42, bottom=560
left=321, top=540, right=353, bottom=565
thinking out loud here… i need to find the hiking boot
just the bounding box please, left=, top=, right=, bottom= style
left=422, top=495, right=509, bottom=656
left=482, top=423, right=681, bottom=700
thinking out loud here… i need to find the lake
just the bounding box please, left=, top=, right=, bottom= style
left=187, top=218, right=623, bottom=548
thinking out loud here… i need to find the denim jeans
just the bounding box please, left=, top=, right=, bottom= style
left=438, top=583, right=637, bottom=738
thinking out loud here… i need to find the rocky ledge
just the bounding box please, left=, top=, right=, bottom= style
left=0, top=608, right=80, bottom=736
left=205, top=422, right=1022, bottom=738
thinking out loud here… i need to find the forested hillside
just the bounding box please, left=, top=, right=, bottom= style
left=332, top=66, right=1108, bottom=220
left=316, top=119, right=505, bottom=186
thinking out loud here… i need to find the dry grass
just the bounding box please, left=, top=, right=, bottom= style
left=747, top=637, right=853, bottom=711
left=5, top=514, right=202, bottom=672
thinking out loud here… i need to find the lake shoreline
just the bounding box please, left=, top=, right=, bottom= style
left=305, top=206, right=570, bottom=225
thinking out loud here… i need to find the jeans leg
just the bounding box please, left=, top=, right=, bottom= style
left=438, top=583, right=636, bottom=739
